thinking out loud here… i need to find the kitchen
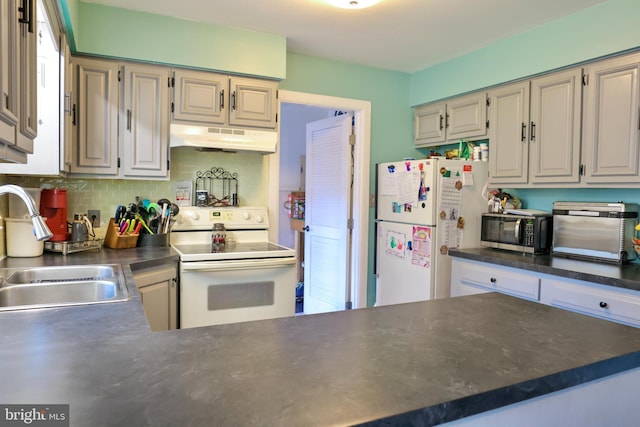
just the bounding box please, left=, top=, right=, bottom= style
left=2, top=0, right=640, bottom=425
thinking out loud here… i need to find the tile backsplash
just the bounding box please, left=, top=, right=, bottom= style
left=2, top=148, right=269, bottom=237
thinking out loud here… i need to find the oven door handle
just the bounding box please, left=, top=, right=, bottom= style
left=181, top=257, right=296, bottom=271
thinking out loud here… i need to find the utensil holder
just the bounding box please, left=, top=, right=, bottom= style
left=137, top=232, right=168, bottom=247
left=104, top=218, right=139, bottom=249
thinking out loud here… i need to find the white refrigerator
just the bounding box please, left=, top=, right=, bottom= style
left=375, top=158, right=489, bottom=305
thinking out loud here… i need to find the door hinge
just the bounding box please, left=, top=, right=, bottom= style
left=345, top=301, right=353, bottom=310
left=347, top=218, right=354, bottom=229
left=349, top=133, right=355, bottom=146
left=579, top=164, right=584, bottom=175
left=582, top=74, right=589, bottom=86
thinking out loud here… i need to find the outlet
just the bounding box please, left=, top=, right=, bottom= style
left=88, top=210, right=101, bottom=227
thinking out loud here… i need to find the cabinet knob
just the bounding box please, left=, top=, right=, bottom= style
left=599, top=301, right=608, bottom=309
left=303, top=225, right=310, bottom=232
left=490, top=277, right=497, bottom=283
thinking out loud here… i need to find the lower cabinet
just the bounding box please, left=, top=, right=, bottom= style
left=133, top=264, right=178, bottom=331
left=451, top=257, right=640, bottom=328
left=540, top=277, right=640, bottom=328
left=451, top=258, right=541, bottom=301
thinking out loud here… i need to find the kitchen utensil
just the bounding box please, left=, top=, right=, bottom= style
left=71, top=213, right=92, bottom=242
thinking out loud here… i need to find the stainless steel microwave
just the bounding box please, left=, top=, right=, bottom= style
left=480, top=212, right=553, bottom=254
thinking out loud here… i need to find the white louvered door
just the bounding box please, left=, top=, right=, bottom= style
left=303, top=114, right=353, bottom=314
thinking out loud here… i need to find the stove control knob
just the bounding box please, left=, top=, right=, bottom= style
left=189, top=211, right=200, bottom=221
left=242, top=211, right=251, bottom=220
left=256, top=215, right=264, bottom=224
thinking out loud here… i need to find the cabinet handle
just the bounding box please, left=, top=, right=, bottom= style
left=439, top=114, right=444, bottom=130
left=490, top=277, right=497, bottom=283
left=126, top=109, right=131, bottom=131
left=521, top=123, right=526, bottom=141
left=530, top=121, right=536, bottom=141
left=445, top=113, right=450, bottom=129
left=231, top=91, right=236, bottom=110
left=72, top=104, right=76, bottom=126
left=599, top=301, right=608, bottom=309
left=220, top=89, right=224, bottom=109
left=18, top=0, right=34, bottom=33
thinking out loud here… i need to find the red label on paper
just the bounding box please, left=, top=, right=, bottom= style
left=463, top=165, right=472, bottom=172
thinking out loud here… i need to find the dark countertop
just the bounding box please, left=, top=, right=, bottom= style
left=449, top=247, right=640, bottom=292
left=2, top=248, right=640, bottom=426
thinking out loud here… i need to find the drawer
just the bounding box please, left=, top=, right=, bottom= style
left=540, top=277, right=640, bottom=327
left=452, top=258, right=540, bottom=301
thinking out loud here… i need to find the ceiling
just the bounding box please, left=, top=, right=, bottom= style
left=81, top=0, right=607, bottom=73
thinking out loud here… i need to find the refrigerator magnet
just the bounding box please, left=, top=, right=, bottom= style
left=455, top=180, right=463, bottom=190
left=440, top=245, right=449, bottom=255
left=457, top=217, right=465, bottom=229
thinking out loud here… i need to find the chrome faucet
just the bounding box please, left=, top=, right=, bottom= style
left=0, top=185, right=53, bottom=241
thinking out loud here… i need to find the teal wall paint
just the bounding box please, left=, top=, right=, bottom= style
left=281, top=53, right=412, bottom=306
left=409, top=0, right=640, bottom=106
left=69, top=2, right=287, bottom=79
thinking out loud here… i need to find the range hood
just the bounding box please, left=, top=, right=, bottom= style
left=169, top=124, right=278, bottom=154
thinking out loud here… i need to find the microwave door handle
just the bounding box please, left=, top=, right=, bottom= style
left=514, top=218, right=522, bottom=244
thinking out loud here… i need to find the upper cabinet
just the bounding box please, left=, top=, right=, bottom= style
left=488, top=68, right=582, bottom=186
left=120, top=63, right=170, bottom=178
left=171, top=69, right=278, bottom=129
left=581, top=53, right=640, bottom=184
left=70, top=56, right=119, bottom=176
left=70, top=56, right=170, bottom=179
left=414, top=91, right=487, bottom=147
left=0, top=0, right=36, bottom=163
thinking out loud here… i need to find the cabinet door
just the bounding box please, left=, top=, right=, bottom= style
left=71, top=57, right=119, bottom=175
left=582, top=53, right=640, bottom=184
left=139, top=282, right=171, bottom=331
left=172, top=69, right=227, bottom=125
left=0, top=0, right=18, bottom=151
left=529, top=68, right=582, bottom=184
left=488, top=81, right=530, bottom=185
left=121, top=63, right=169, bottom=178
left=414, top=102, right=446, bottom=146
left=61, top=38, right=72, bottom=173
left=229, top=77, right=278, bottom=129
left=15, top=1, right=37, bottom=154
left=447, top=92, right=487, bottom=141
left=134, top=265, right=178, bottom=331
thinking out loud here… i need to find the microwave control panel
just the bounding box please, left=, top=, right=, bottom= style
left=524, top=220, right=535, bottom=246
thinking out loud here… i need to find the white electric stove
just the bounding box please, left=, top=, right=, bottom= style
left=171, top=206, right=297, bottom=328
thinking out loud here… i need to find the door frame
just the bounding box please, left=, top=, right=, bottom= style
left=268, top=90, right=371, bottom=309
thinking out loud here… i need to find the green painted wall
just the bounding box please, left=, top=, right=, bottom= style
left=410, top=0, right=640, bottom=106
left=61, top=1, right=287, bottom=79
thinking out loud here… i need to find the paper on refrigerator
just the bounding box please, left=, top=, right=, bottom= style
left=379, top=164, right=420, bottom=206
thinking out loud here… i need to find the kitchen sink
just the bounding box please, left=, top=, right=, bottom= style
left=0, top=265, right=128, bottom=311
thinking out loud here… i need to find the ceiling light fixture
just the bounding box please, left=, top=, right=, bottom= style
left=327, top=0, right=382, bottom=9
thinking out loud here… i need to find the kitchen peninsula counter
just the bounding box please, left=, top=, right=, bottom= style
left=1, top=250, right=640, bottom=425
left=449, top=247, right=640, bottom=292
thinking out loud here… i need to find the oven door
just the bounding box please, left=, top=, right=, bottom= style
left=179, top=258, right=297, bottom=328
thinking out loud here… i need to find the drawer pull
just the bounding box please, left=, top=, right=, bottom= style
left=490, top=277, right=497, bottom=283
left=599, top=301, right=608, bottom=309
